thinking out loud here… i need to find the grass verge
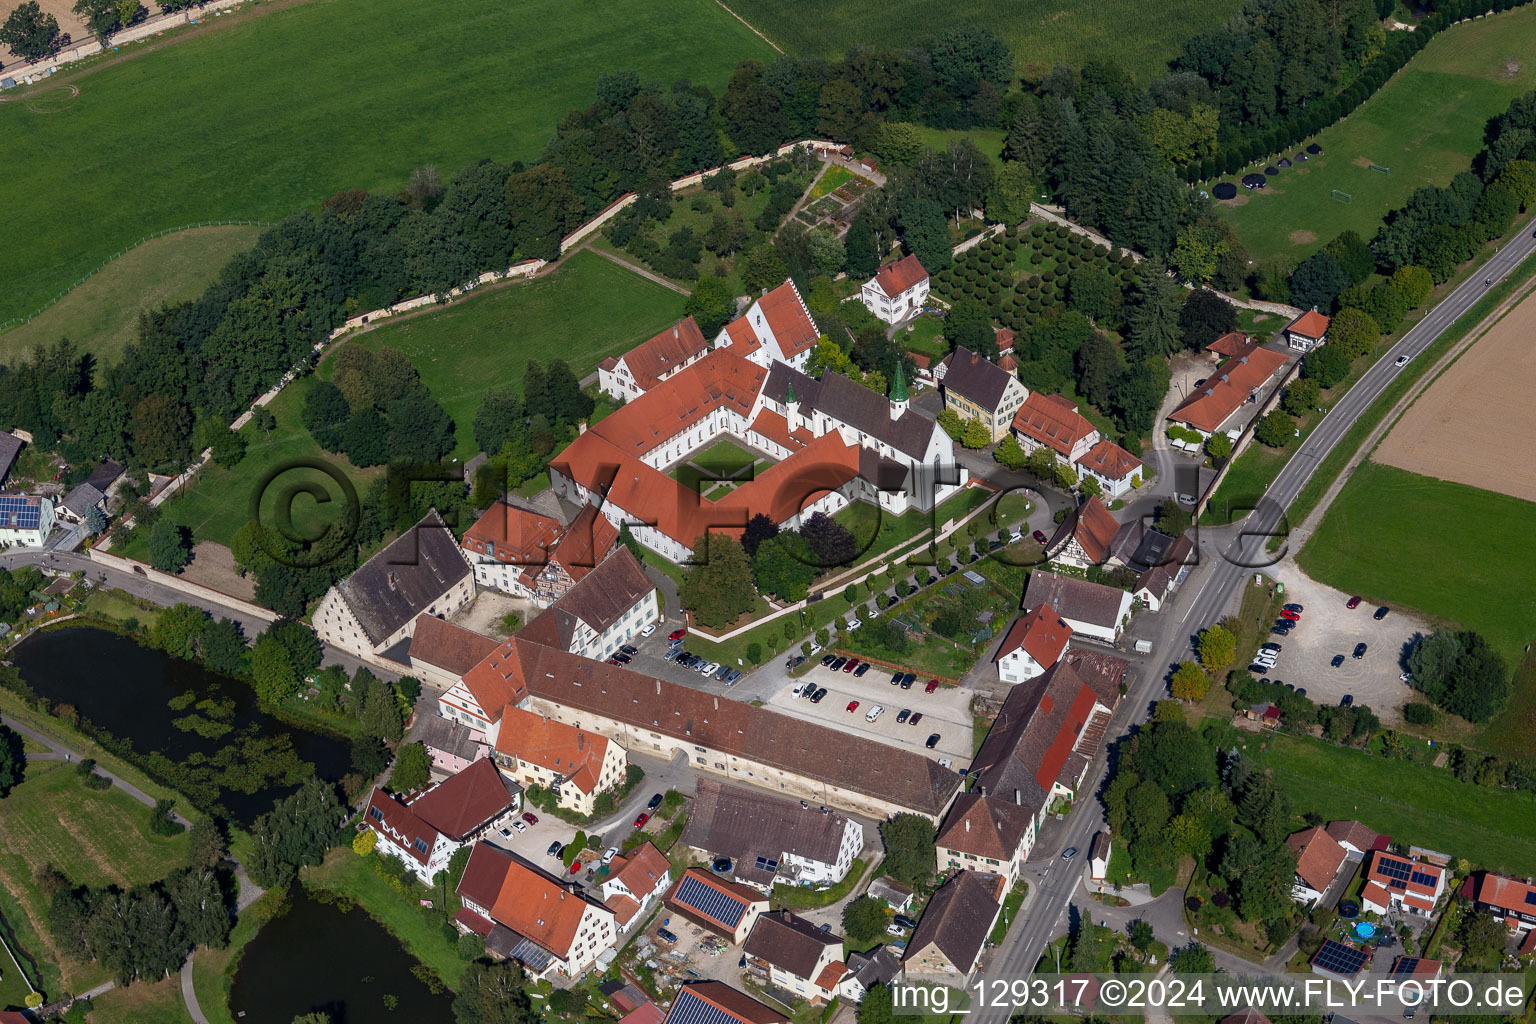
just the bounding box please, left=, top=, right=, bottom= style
left=771, top=859, right=868, bottom=909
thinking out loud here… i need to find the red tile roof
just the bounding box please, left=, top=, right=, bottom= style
left=1466, top=872, right=1536, bottom=917
left=494, top=707, right=611, bottom=795
left=1363, top=851, right=1443, bottom=910
left=1288, top=311, right=1331, bottom=338
left=1013, top=393, right=1098, bottom=458
left=454, top=907, right=495, bottom=935
left=533, top=503, right=619, bottom=587
left=487, top=855, right=608, bottom=958
left=619, top=317, right=710, bottom=391
left=1169, top=338, right=1289, bottom=434
left=1078, top=439, right=1143, bottom=481
left=588, top=347, right=768, bottom=461
left=1050, top=495, right=1118, bottom=564
left=873, top=254, right=929, bottom=298
left=460, top=639, right=530, bottom=718
left=609, top=842, right=670, bottom=898
left=814, top=961, right=849, bottom=990
left=407, top=757, right=518, bottom=840
left=668, top=983, right=788, bottom=1024
left=995, top=603, right=1072, bottom=671
left=365, top=787, right=439, bottom=865
left=457, top=840, right=514, bottom=910
left=1207, top=331, right=1252, bottom=358
left=1325, top=819, right=1387, bottom=852
left=755, top=280, right=822, bottom=360
left=1285, top=826, right=1347, bottom=893
left=410, top=614, right=501, bottom=677
left=606, top=892, right=643, bottom=926
left=463, top=500, right=562, bottom=565
left=994, top=327, right=1015, bottom=353
left=621, top=1005, right=667, bottom=1024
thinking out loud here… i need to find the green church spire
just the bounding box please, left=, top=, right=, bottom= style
left=890, top=361, right=908, bottom=403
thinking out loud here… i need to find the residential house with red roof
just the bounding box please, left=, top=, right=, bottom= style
left=1461, top=871, right=1536, bottom=935
left=1285, top=826, right=1348, bottom=904
left=1360, top=851, right=1446, bottom=918
left=744, top=910, right=848, bottom=1004
left=409, top=614, right=502, bottom=690
left=716, top=280, right=823, bottom=372
left=455, top=842, right=617, bottom=978
left=1012, top=393, right=1101, bottom=465
left=600, top=842, right=672, bottom=930
left=1046, top=495, right=1120, bottom=570
left=1326, top=819, right=1389, bottom=859
left=994, top=603, right=1073, bottom=684
left=1167, top=335, right=1290, bottom=438
left=1286, top=311, right=1331, bottom=352
left=860, top=254, right=930, bottom=324
left=462, top=501, right=620, bottom=607
left=664, top=983, right=788, bottom=1024
left=598, top=317, right=711, bottom=400
left=364, top=758, right=521, bottom=883
left=666, top=868, right=769, bottom=944
left=492, top=706, right=627, bottom=815
left=903, top=870, right=1006, bottom=979
left=1076, top=439, right=1144, bottom=499
left=939, top=346, right=1029, bottom=442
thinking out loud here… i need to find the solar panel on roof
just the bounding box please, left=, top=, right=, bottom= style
left=675, top=875, right=745, bottom=927
left=1313, top=940, right=1369, bottom=976
left=0, top=494, right=40, bottom=530
left=1410, top=870, right=1437, bottom=888
left=1376, top=857, right=1411, bottom=882
left=668, top=989, right=742, bottom=1024
left=1393, top=958, right=1421, bottom=976
left=1525, top=892, right=1536, bottom=906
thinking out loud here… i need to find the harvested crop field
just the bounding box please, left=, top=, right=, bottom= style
left=1375, top=286, right=1536, bottom=502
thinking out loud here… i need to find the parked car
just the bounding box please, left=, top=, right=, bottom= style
left=865, top=705, right=884, bottom=722
left=612, top=653, right=631, bottom=664
left=602, top=846, right=619, bottom=863
left=648, top=793, right=664, bottom=809
left=657, top=928, right=679, bottom=944
left=890, top=671, right=904, bottom=684
left=925, top=679, right=939, bottom=693
left=663, top=648, right=682, bottom=662
left=1062, top=846, right=1080, bottom=860
left=523, top=812, right=539, bottom=825
left=641, top=624, right=656, bottom=637
left=893, top=914, right=918, bottom=930
left=498, top=826, right=513, bottom=839
left=607, top=656, right=624, bottom=665
left=853, top=663, right=871, bottom=677
left=900, top=672, right=917, bottom=688
left=1374, top=606, right=1390, bottom=620
left=1341, top=694, right=1354, bottom=707
left=842, top=658, right=859, bottom=673
left=1332, top=654, right=1346, bottom=668
left=1295, top=688, right=1306, bottom=697
left=1270, top=626, right=1292, bottom=636
left=846, top=700, right=860, bottom=713
left=1347, top=596, right=1363, bottom=609
left=847, top=619, right=863, bottom=631
left=669, top=628, right=687, bottom=641
left=511, top=820, right=526, bottom=833
left=1033, top=530, right=1048, bottom=544
left=908, top=712, right=923, bottom=726
left=1261, top=642, right=1282, bottom=652
left=620, top=644, right=639, bottom=655
left=633, top=813, right=649, bottom=829
left=547, top=841, right=563, bottom=857
left=925, top=733, right=941, bottom=749
left=810, top=687, right=828, bottom=703
left=1282, top=603, right=1304, bottom=613
left=786, top=655, right=806, bottom=670
left=1279, top=610, right=1300, bottom=621
left=896, top=709, right=911, bottom=724
left=886, top=923, right=907, bottom=937
left=1353, top=642, right=1368, bottom=659
left=725, top=669, right=743, bottom=684
left=830, top=657, right=847, bottom=671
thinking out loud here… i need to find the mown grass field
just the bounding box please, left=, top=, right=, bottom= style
left=0, top=0, right=773, bottom=325
left=0, top=226, right=263, bottom=369
left=1248, top=730, right=1536, bottom=875
left=1298, top=460, right=1536, bottom=672
left=722, top=0, right=1239, bottom=84
left=341, top=250, right=684, bottom=458
left=1218, top=5, right=1536, bottom=260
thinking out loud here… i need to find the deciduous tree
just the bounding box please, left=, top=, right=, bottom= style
left=1, top=2, right=69, bottom=61
left=879, top=813, right=937, bottom=888
left=1170, top=661, right=1209, bottom=702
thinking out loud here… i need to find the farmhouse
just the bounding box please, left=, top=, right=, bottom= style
left=1167, top=334, right=1289, bottom=437
left=1460, top=872, right=1536, bottom=934
left=1023, top=570, right=1133, bottom=644
left=743, top=910, right=847, bottom=1004
left=1285, top=826, right=1348, bottom=904
left=1046, top=495, right=1119, bottom=569
left=599, top=316, right=712, bottom=400
left=600, top=842, right=672, bottom=929
left=1286, top=310, right=1332, bottom=352
left=993, top=603, right=1073, bottom=685
left=408, top=614, right=500, bottom=689
left=681, top=777, right=864, bottom=891
left=492, top=706, right=627, bottom=815
left=314, top=509, right=473, bottom=664
left=935, top=792, right=1034, bottom=887
left=1359, top=851, right=1445, bottom=917
left=902, top=870, right=1005, bottom=979
left=716, top=280, right=823, bottom=372
left=1012, top=393, right=1100, bottom=465
left=463, top=501, right=620, bottom=606
left=0, top=493, right=54, bottom=547
left=364, top=758, right=521, bottom=883
left=666, top=868, right=769, bottom=944
left=455, top=842, right=617, bottom=978
left=860, top=253, right=930, bottom=324
left=938, top=346, right=1029, bottom=442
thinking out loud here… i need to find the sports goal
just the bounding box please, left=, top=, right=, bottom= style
left=1332, top=190, right=1352, bottom=204
left=1369, top=163, right=1391, bottom=176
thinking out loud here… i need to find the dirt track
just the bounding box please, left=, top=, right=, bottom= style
left=1375, top=286, right=1536, bottom=502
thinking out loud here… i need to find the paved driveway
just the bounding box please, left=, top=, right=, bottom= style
left=763, top=659, right=974, bottom=763
left=1259, top=562, right=1424, bottom=722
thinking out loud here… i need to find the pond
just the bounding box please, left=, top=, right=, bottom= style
left=231, top=887, right=453, bottom=1023
left=11, top=625, right=350, bottom=821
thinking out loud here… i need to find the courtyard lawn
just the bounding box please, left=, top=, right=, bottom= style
left=1241, top=729, right=1536, bottom=876
left=1298, top=460, right=1536, bottom=671
left=690, top=438, right=761, bottom=476
left=0, top=225, right=263, bottom=369
left=721, top=0, right=1238, bottom=84
left=1217, top=4, right=1536, bottom=260
left=338, top=250, right=684, bottom=458
left=0, top=0, right=773, bottom=325
left=116, top=376, right=381, bottom=554
left=898, top=315, right=946, bottom=358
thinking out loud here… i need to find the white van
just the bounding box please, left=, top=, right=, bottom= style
left=865, top=705, right=884, bottom=723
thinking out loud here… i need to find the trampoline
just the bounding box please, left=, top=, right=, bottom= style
left=1264, top=165, right=1280, bottom=176
left=1213, top=182, right=1238, bottom=200
left=1278, top=158, right=1293, bottom=168
left=1338, top=901, right=1360, bottom=919
left=1296, top=152, right=1308, bottom=162
left=1242, top=173, right=1267, bottom=189
left=1355, top=922, right=1377, bottom=940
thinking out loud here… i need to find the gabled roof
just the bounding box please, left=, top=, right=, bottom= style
left=409, top=614, right=501, bottom=677
left=1059, top=649, right=1130, bottom=709
left=462, top=500, right=562, bottom=565
left=417, top=714, right=486, bottom=763
left=407, top=758, right=520, bottom=840
left=1013, top=393, right=1097, bottom=458
left=904, top=870, right=1001, bottom=971
left=1325, top=819, right=1388, bottom=852
left=995, top=603, right=1072, bottom=671
left=936, top=792, right=1033, bottom=860
left=0, top=432, right=23, bottom=483
left=1466, top=871, right=1536, bottom=917
left=365, top=787, right=440, bottom=865
left=667, top=868, right=766, bottom=932
left=588, top=347, right=768, bottom=462
left=871, top=254, right=928, bottom=298
left=1288, top=311, right=1331, bottom=338
left=1090, top=831, right=1111, bottom=863
left=1285, top=826, right=1347, bottom=893
left=744, top=910, right=843, bottom=979
left=1048, top=496, right=1118, bottom=565
left=336, top=509, right=471, bottom=646
left=755, top=280, right=822, bottom=360
left=619, top=317, right=711, bottom=391
left=519, top=546, right=654, bottom=648
left=761, top=363, right=941, bottom=463
left=666, top=983, right=788, bottom=1024
left=609, top=842, right=670, bottom=897
left=682, top=777, right=855, bottom=867
left=1024, top=571, right=1130, bottom=631
left=459, top=844, right=610, bottom=959
left=62, top=482, right=104, bottom=517
left=460, top=639, right=530, bottom=718
left=1078, top=439, right=1142, bottom=481
left=495, top=707, right=611, bottom=795
left=540, top=504, right=620, bottom=586
left=1364, top=851, right=1443, bottom=908
left=1169, top=337, right=1289, bottom=434
left=1207, top=331, right=1253, bottom=358
left=941, top=346, right=1016, bottom=411
left=970, top=660, right=1105, bottom=817
left=457, top=838, right=514, bottom=909
left=846, top=946, right=901, bottom=991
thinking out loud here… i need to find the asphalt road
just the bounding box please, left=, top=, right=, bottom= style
left=969, top=228, right=1536, bottom=1018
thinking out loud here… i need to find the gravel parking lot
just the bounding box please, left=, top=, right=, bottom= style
left=1258, top=564, right=1426, bottom=722
left=764, top=659, right=975, bottom=763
